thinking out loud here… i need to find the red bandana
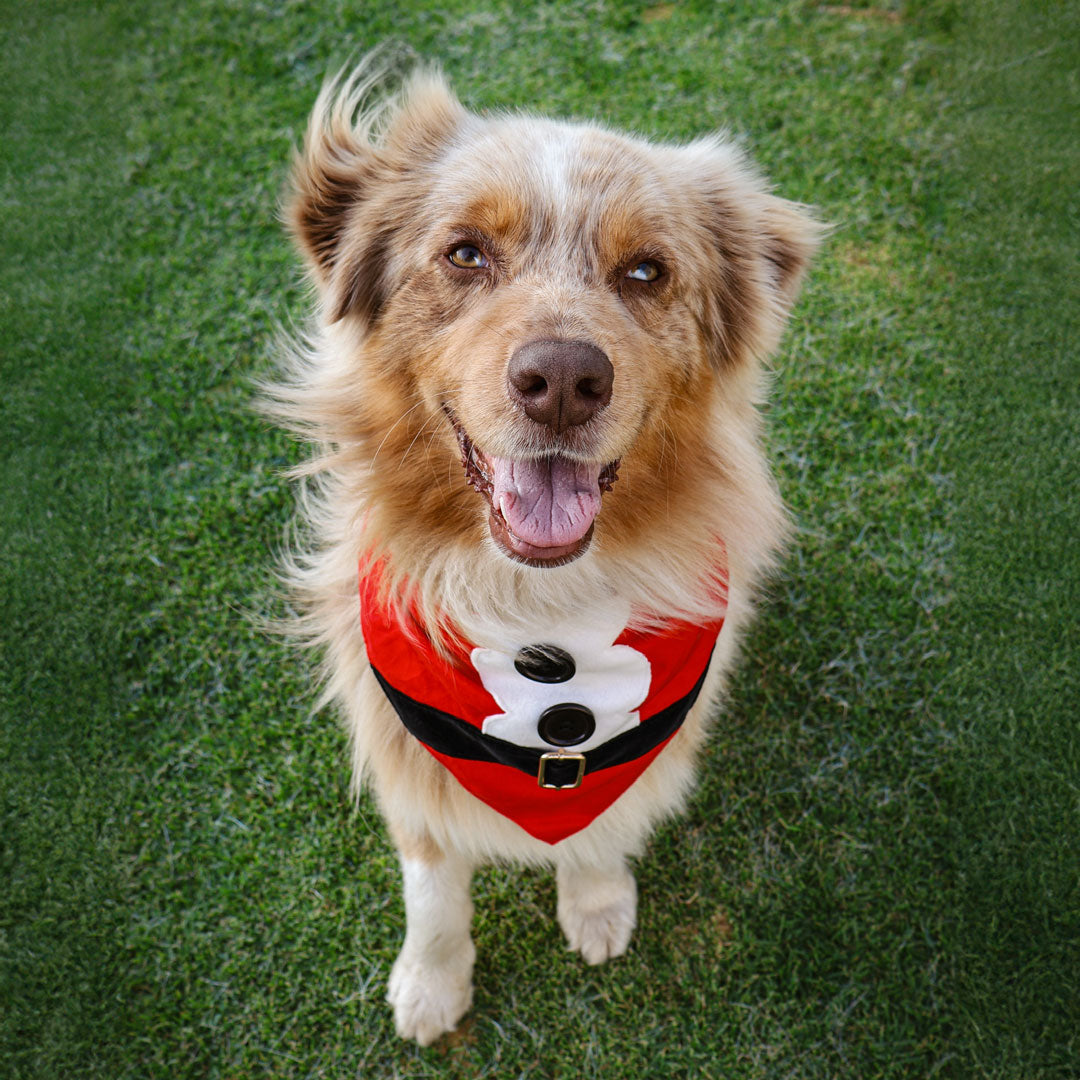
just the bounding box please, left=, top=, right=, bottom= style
left=359, top=562, right=725, bottom=844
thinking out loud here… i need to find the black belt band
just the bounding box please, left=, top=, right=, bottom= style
left=371, top=650, right=713, bottom=787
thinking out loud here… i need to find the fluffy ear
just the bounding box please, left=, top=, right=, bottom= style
left=686, top=139, right=824, bottom=369
left=286, top=63, right=465, bottom=326
left=757, top=193, right=822, bottom=314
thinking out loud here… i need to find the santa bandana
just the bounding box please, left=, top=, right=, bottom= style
left=359, top=562, right=726, bottom=844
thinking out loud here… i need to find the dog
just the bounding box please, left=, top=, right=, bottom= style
left=265, top=59, right=819, bottom=1044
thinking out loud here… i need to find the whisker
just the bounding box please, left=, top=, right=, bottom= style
left=398, top=410, right=441, bottom=470
left=370, top=397, right=427, bottom=467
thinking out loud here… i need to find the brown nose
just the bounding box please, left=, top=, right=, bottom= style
left=506, top=340, right=614, bottom=434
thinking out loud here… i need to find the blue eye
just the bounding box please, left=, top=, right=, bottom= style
left=448, top=245, right=489, bottom=269
left=626, top=260, right=661, bottom=282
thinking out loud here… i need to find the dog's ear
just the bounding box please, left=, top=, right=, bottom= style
left=757, top=193, right=822, bottom=315
left=287, top=65, right=465, bottom=326
left=687, top=139, right=824, bottom=369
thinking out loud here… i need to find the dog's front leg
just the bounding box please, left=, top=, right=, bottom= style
left=386, top=841, right=476, bottom=1045
left=556, top=855, right=637, bottom=965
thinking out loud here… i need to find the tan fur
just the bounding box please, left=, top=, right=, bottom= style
left=263, top=57, right=820, bottom=1042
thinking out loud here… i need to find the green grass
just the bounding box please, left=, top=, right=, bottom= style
left=1, top=0, right=1076, bottom=1076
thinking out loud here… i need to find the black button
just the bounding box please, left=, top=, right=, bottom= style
left=514, top=644, right=576, bottom=683
left=537, top=703, right=595, bottom=747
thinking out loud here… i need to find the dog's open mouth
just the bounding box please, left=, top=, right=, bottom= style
left=448, top=411, right=618, bottom=567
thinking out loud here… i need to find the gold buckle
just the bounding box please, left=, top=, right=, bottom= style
left=537, top=751, right=586, bottom=790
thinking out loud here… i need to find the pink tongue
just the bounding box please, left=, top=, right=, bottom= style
left=492, top=456, right=603, bottom=548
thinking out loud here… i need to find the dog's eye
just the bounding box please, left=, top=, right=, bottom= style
left=626, top=261, right=661, bottom=282
left=448, top=245, right=489, bottom=269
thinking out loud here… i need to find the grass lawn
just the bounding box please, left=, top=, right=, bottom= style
left=1, top=0, right=1076, bottom=1076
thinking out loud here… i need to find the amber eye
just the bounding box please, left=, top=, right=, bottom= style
left=448, top=245, right=489, bottom=269
left=626, top=260, right=661, bottom=282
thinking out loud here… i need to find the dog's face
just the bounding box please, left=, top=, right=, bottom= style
left=288, top=70, right=817, bottom=570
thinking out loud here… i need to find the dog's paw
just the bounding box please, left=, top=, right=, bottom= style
left=557, top=865, right=637, bottom=965
left=386, top=942, right=475, bottom=1046
left=559, top=897, right=636, bottom=964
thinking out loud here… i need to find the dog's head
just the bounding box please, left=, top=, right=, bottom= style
left=285, top=64, right=819, bottom=574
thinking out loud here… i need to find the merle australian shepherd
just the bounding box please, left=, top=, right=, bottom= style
left=265, top=59, right=819, bottom=1044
